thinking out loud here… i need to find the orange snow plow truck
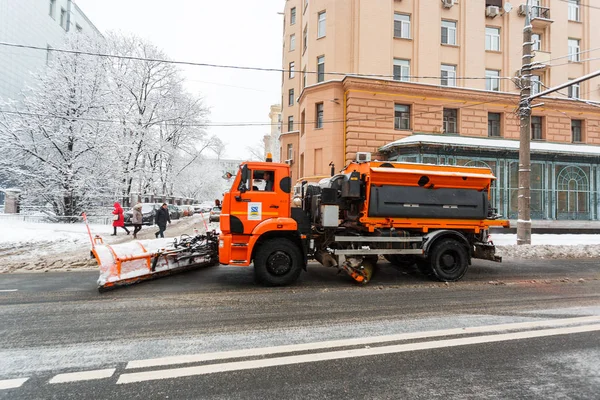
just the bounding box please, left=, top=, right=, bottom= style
left=93, top=156, right=509, bottom=290
left=218, top=157, right=509, bottom=286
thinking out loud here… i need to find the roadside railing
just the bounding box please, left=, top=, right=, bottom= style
left=0, top=213, right=113, bottom=225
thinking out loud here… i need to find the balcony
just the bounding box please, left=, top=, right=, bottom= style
left=532, top=50, right=551, bottom=69
left=531, top=6, right=553, bottom=27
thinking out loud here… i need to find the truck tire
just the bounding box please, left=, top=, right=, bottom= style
left=254, top=238, right=303, bottom=286
left=428, top=238, right=469, bottom=282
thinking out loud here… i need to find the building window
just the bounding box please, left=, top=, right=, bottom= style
left=571, top=120, right=582, bottom=142
left=289, top=62, right=295, bottom=78
left=531, top=116, right=543, bottom=140
left=60, top=8, right=67, bottom=30
left=317, top=56, right=325, bottom=83
left=288, top=89, right=294, bottom=106
left=440, top=64, right=456, bottom=87
left=443, top=108, right=458, bottom=134
left=568, top=81, right=580, bottom=99
left=393, top=13, right=411, bottom=39
left=290, top=34, right=296, bottom=51
left=393, top=59, right=410, bottom=81
left=485, top=27, right=500, bottom=51
left=49, top=0, right=56, bottom=18
left=288, top=116, right=294, bottom=132
left=568, top=39, right=580, bottom=62
left=531, top=75, right=541, bottom=95
left=568, top=0, right=580, bottom=22
left=317, top=11, right=326, bottom=38
left=287, top=144, right=293, bottom=160
left=441, top=20, right=457, bottom=45
left=303, top=26, right=308, bottom=53
left=301, top=110, right=306, bottom=135
left=488, top=113, right=501, bottom=137
left=46, top=44, right=53, bottom=65
left=290, top=7, right=296, bottom=25
left=315, top=103, right=324, bottom=128
left=302, top=67, right=307, bottom=88
left=532, top=33, right=541, bottom=51
left=394, top=104, right=411, bottom=130
left=486, top=70, right=500, bottom=91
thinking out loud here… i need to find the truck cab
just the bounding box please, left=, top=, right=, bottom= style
left=219, top=161, right=306, bottom=286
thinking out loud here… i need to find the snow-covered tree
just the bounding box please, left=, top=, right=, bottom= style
left=0, top=34, right=118, bottom=217
left=104, top=33, right=215, bottom=200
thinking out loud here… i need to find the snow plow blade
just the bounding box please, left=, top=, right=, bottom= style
left=92, top=231, right=219, bottom=292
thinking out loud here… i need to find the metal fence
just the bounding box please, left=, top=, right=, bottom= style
left=0, top=213, right=113, bottom=225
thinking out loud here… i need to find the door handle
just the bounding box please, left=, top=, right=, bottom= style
left=270, top=205, right=279, bottom=209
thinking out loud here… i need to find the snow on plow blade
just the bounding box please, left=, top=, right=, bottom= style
left=93, top=231, right=219, bottom=291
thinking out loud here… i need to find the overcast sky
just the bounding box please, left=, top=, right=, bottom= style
left=75, top=0, right=284, bottom=160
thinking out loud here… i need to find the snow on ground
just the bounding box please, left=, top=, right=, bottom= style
left=492, top=234, right=600, bottom=260
left=0, top=215, right=216, bottom=273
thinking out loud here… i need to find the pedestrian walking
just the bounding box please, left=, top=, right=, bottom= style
left=111, top=202, right=130, bottom=236
left=155, top=203, right=171, bottom=238
left=132, top=203, right=143, bottom=239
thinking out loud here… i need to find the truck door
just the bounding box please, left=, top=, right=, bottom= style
left=229, top=165, right=289, bottom=234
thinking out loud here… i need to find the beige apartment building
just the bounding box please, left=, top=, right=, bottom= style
left=279, top=0, right=600, bottom=220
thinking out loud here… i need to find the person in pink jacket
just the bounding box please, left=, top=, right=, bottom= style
left=111, top=202, right=130, bottom=236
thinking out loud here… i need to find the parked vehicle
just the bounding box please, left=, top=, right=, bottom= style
left=209, top=206, right=221, bottom=222
left=168, top=204, right=181, bottom=220
left=123, top=203, right=162, bottom=226
left=179, top=205, right=195, bottom=217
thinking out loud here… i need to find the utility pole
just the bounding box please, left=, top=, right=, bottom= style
left=517, top=0, right=533, bottom=245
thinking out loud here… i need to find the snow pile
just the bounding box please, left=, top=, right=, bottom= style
left=492, top=234, right=600, bottom=259
left=0, top=215, right=214, bottom=273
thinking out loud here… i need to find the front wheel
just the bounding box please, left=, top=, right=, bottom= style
left=429, top=238, right=469, bottom=282
left=254, top=238, right=304, bottom=286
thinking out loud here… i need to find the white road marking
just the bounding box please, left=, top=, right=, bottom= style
left=0, top=289, right=18, bottom=292
left=126, top=315, right=600, bottom=369
left=117, top=323, right=600, bottom=384
left=0, top=378, right=28, bottom=390
left=49, top=368, right=115, bottom=384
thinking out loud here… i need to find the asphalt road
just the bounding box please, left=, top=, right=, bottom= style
left=1, top=259, right=599, bottom=399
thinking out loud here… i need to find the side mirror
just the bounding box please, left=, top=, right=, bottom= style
left=238, top=164, right=249, bottom=193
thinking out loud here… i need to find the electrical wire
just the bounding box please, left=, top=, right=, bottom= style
left=555, top=0, right=600, bottom=11
left=0, top=41, right=513, bottom=81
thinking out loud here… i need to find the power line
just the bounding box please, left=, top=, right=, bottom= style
left=0, top=41, right=512, bottom=81
left=555, top=0, right=600, bottom=10
left=542, top=46, right=600, bottom=64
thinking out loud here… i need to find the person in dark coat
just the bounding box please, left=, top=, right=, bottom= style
left=155, top=203, right=171, bottom=238
left=111, top=202, right=130, bottom=236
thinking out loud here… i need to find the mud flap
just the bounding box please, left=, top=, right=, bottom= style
left=473, top=242, right=502, bottom=262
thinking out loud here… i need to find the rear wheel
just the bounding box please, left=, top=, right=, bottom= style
left=428, top=238, right=469, bottom=282
left=254, top=238, right=303, bottom=286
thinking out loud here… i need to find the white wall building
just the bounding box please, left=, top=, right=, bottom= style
left=0, top=0, right=101, bottom=102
